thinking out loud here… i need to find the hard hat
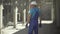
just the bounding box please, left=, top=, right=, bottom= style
left=30, top=1, right=37, bottom=5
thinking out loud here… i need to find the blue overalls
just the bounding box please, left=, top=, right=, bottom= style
left=28, top=7, right=40, bottom=34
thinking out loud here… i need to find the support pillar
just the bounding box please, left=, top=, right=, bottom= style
left=0, top=4, right=3, bottom=34
left=23, top=9, right=26, bottom=25
left=13, top=6, right=18, bottom=28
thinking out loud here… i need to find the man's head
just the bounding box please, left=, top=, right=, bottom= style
left=30, top=1, right=37, bottom=8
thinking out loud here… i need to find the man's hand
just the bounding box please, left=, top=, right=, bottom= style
left=26, top=23, right=28, bottom=28
left=39, top=17, right=42, bottom=28
left=39, top=23, right=42, bottom=27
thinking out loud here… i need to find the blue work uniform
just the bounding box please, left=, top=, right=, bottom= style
left=28, top=7, right=40, bottom=34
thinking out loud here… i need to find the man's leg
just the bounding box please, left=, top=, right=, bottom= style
left=34, top=25, right=38, bottom=34
left=28, top=25, right=33, bottom=34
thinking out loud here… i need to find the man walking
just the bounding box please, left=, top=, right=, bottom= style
left=26, top=1, right=41, bottom=34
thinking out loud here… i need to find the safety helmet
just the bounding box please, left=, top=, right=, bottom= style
left=30, top=1, right=37, bottom=5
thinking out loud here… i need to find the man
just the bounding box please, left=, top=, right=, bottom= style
left=26, top=1, right=41, bottom=34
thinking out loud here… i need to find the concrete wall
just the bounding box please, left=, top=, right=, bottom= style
left=53, top=0, right=60, bottom=27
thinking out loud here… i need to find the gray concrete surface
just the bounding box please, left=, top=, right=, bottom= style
left=14, top=24, right=57, bottom=34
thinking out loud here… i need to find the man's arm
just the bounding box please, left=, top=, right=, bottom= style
left=26, top=9, right=32, bottom=27
left=39, top=9, right=42, bottom=27
left=27, top=14, right=31, bottom=24
left=39, top=15, right=42, bottom=27
left=26, top=14, right=31, bottom=28
left=27, top=9, right=32, bottom=24
left=40, top=17, right=41, bottom=24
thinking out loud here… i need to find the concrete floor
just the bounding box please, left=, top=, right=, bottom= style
left=2, top=21, right=60, bottom=34
left=1, top=24, right=26, bottom=34
left=14, top=24, right=57, bottom=34
left=1, top=21, right=54, bottom=34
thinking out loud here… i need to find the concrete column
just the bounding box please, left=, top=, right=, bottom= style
left=23, top=9, right=26, bottom=24
left=14, top=6, right=18, bottom=28
left=55, top=0, right=60, bottom=27
left=0, top=4, right=3, bottom=34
